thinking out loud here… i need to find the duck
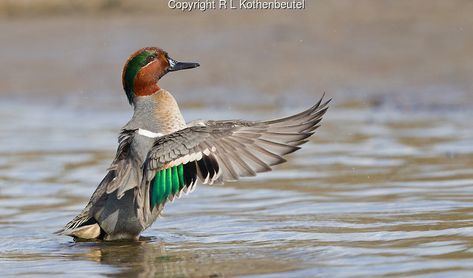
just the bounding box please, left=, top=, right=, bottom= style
left=57, top=46, right=330, bottom=241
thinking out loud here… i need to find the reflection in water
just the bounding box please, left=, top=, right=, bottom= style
left=71, top=238, right=298, bottom=277
left=1, top=98, right=473, bottom=277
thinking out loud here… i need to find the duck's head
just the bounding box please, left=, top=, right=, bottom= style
left=122, top=47, right=199, bottom=105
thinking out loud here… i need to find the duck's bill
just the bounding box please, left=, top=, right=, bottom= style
left=168, top=57, right=200, bottom=72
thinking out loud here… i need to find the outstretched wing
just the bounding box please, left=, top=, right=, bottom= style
left=141, top=96, right=330, bottom=217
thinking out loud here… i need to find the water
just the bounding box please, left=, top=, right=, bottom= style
left=1, top=96, right=473, bottom=277
left=1, top=4, right=473, bottom=277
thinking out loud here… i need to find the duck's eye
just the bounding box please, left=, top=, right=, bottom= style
left=145, top=55, right=156, bottom=64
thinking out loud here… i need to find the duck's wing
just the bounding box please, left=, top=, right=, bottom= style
left=139, top=95, right=330, bottom=221
left=57, top=129, right=139, bottom=238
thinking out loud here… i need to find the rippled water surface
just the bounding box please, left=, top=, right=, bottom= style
left=1, top=97, right=473, bottom=277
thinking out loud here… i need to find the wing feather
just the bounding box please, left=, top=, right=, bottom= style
left=57, top=129, right=139, bottom=236
left=140, top=95, right=330, bottom=219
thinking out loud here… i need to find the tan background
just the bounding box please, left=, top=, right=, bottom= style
left=1, top=0, right=472, bottom=110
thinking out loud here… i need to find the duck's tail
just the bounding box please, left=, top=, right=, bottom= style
left=55, top=214, right=103, bottom=240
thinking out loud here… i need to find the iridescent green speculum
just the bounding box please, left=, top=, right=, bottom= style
left=123, top=50, right=156, bottom=104
left=150, top=164, right=186, bottom=208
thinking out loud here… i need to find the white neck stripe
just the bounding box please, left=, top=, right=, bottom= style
left=137, top=128, right=163, bottom=138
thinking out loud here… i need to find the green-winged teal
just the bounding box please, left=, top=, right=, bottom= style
left=57, top=47, right=330, bottom=241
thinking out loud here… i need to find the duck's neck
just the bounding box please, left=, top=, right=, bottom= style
left=125, top=89, right=186, bottom=134
left=133, top=80, right=160, bottom=98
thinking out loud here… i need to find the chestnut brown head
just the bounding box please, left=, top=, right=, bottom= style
left=122, top=47, right=199, bottom=105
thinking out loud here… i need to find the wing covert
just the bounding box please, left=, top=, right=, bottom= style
left=142, top=95, right=331, bottom=213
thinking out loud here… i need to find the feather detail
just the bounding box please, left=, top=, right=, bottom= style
left=142, top=95, right=330, bottom=218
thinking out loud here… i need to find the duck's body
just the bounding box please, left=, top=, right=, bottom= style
left=57, top=47, right=330, bottom=241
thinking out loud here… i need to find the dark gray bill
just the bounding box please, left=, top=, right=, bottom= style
left=168, top=57, right=200, bottom=72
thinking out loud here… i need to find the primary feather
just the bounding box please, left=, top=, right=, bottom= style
left=137, top=96, right=330, bottom=226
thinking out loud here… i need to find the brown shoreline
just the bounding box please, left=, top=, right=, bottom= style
left=0, top=1, right=472, bottom=107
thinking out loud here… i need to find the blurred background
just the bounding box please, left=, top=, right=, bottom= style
left=2, top=0, right=472, bottom=108
left=1, top=1, right=473, bottom=277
